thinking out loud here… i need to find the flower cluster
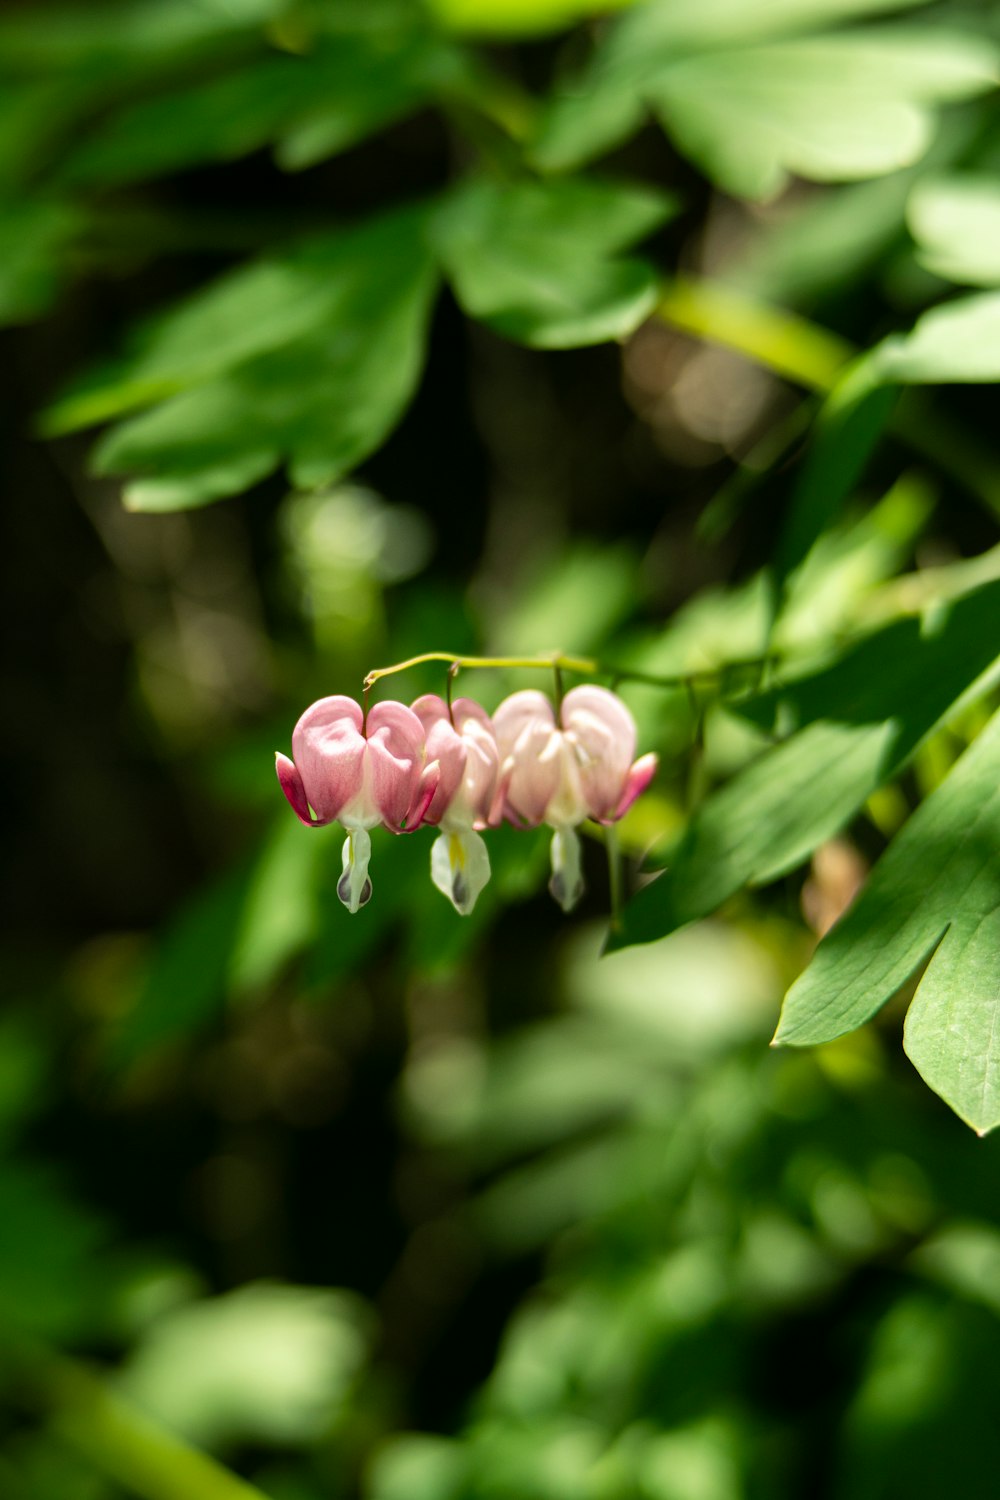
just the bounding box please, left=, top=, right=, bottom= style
left=276, top=685, right=657, bottom=916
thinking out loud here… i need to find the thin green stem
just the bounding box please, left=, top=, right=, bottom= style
left=605, top=824, right=623, bottom=936
left=657, top=277, right=852, bottom=393
left=21, top=1345, right=269, bottom=1500
left=363, top=650, right=776, bottom=695
left=364, top=651, right=597, bottom=688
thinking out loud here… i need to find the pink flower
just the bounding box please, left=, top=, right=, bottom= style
left=411, top=695, right=501, bottom=914
left=493, top=685, right=657, bottom=910
left=276, top=695, right=438, bottom=912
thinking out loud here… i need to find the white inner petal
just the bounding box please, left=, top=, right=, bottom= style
left=431, top=827, right=492, bottom=916
left=549, top=826, right=584, bottom=913
left=337, top=828, right=373, bottom=913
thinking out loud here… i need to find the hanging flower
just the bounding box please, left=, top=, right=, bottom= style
left=411, top=695, right=501, bottom=916
left=275, top=695, right=438, bottom=912
left=493, top=685, right=657, bottom=911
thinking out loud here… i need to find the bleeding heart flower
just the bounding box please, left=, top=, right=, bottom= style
left=493, top=685, right=657, bottom=911
left=411, top=695, right=502, bottom=915
left=276, top=695, right=438, bottom=912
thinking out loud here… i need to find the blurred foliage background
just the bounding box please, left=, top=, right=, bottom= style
left=4, top=0, right=1000, bottom=1496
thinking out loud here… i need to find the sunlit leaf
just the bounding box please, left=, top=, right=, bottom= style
left=118, top=1282, right=371, bottom=1447
left=773, top=356, right=900, bottom=596
left=495, top=541, right=641, bottom=654
left=837, top=1292, right=1000, bottom=1500
left=775, top=705, right=1000, bottom=1133
left=877, top=290, right=1000, bottom=384
left=533, top=0, right=937, bottom=171
left=650, top=33, right=996, bottom=202
left=534, top=16, right=996, bottom=197
left=227, top=816, right=327, bottom=998
left=49, top=206, right=439, bottom=510
left=615, top=579, right=1000, bottom=949
left=433, top=176, right=674, bottom=348
left=907, top=175, right=1000, bottom=287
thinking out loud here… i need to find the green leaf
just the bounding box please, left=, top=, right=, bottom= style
left=433, top=176, right=674, bottom=348
left=0, top=1163, right=111, bottom=1339
left=227, top=816, right=326, bottom=997
left=119, top=1283, right=370, bottom=1448
left=533, top=0, right=936, bottom=171
left=650, top=32, right=996, bottom=202
left=876, top=290, right=1000, bottom=383
left=615, top=578, right=1000, bottom=949
left=775, top=705, right=1000, bottom=1135
left=773, top=355, right=900, bottom=598
left=595, top=0, right=936, bottom=55
left=109, top=866, right=251, bottom=1067
left=54, top=206, right=438, bottom=510
left=0, top=198, right=79, bottom=325
left=60, top=31, right=461, bottom=185
left=0, top=0, right=285, bottom=71
left=907, top=175, right=1000, bottom=287
left=534, top=20, right=996, bottom=196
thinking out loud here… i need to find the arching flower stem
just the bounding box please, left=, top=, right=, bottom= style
left=363, top=650, right=777, bottom=696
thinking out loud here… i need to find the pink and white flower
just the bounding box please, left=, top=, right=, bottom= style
left=493, top=685, right=657, bottom=911
left=411, top=695, right=501, bottom=915
left=276, top=695, right=438, bottom=912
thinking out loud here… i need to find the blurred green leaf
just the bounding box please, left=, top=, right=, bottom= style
left=0, top=0, right=286, bottom=71
left=772, top=358, right=901, bottom=601
left=907, top=174, right=1000, bottom=286
left=877, top=289, right=1000, bottom=383
left=836, top=1292, right=1000, bottom=1499
left=494, top=541, right=642, bottom=654
left=49, top=206, right=438, bottom=510
left=734, top=171, right=920, bottom=307
left=110, top=866, right=251, bottom=1067
left=0, top=1018, right=48, bottom=1146
left=534, top=0, right=938, bottom=172
left=776, top=704, right=1000, bottom=1133
left=650, top=32, right=996, bottom=202
left=592, top=0, right=936, bottom=53
left=775, top=474, right=933, bottom=652
left=616, top=578, right=1000, bottom=949
left=535, top=11, right=995, bottom=198
left=911, top=1222, right=1000, bottom=1316
left=433, top=176, right=675, bottom=348
left=0, top=1164, right=110, bottom=1340
left=228, top=817, right=326, bottom=998
left=59, top=28, right=466, bottom=185
left=119, top=1282, right=370, bottom=1449
left=0, top=198, right=79, bottom=325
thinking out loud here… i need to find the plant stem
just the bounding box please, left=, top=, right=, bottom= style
left=605, top=824, right=623, bottom=935
left=22, top=1346, right=271, bottom=1500
left=657, top=277, right=852, bottom=392
left=363, top=651, right=775, bottom=694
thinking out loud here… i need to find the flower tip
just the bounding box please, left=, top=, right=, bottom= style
left=548, top=828, right=584, bottom=913
left=337, top=871, right=372, bottom=911
left=276, top=752, right=322, bottom=827
left=403, top=758, right=441, bottom=831
left=613, top=752, right=658, bottom=820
